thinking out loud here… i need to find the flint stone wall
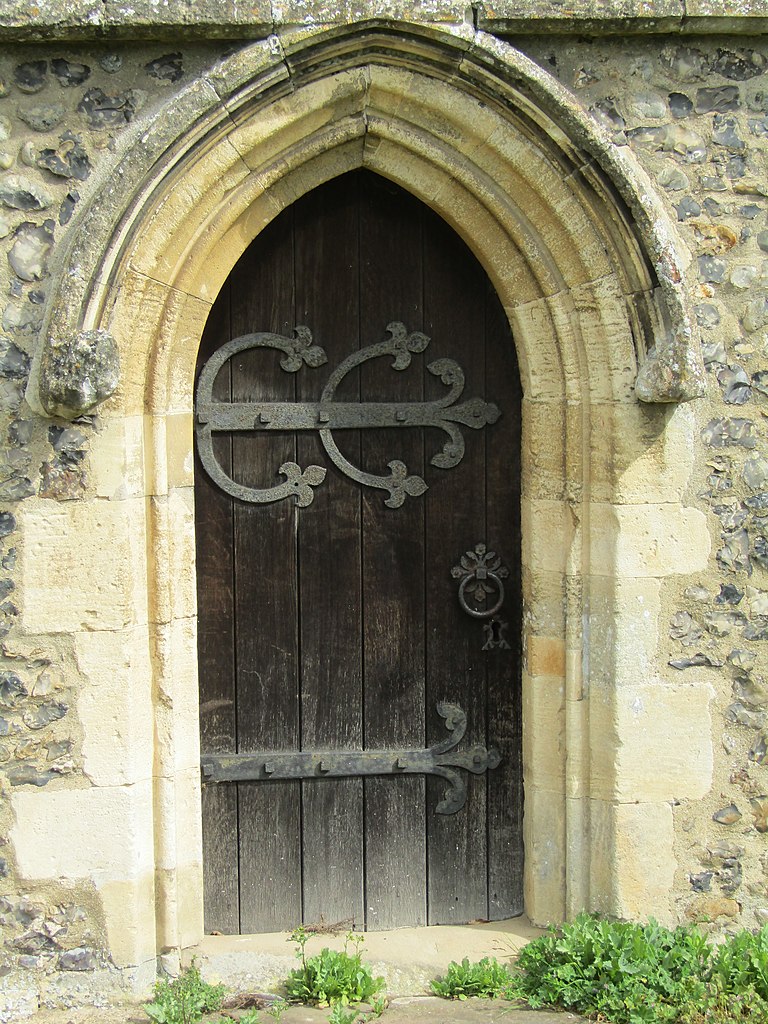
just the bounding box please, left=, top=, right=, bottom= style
left=0, top=1, right=766, bottom=1019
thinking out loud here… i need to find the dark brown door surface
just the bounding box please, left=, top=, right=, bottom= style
left=195, top=170, right=522, bottom=934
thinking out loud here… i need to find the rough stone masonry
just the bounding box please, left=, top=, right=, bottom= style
left=0, top=0, right=767, bottom=1019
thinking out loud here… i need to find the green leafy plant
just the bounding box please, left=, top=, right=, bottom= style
left=284, top=926, right=385, bottom=1007
left=501, top=914, right=768, bottom=1024
left=328, top=1003, right=361, bottom=1024
left=233, top=1010, right=262, bottom=1024
left=431, top=957, right=514, bottom=999
left=264, top=998, right=289, bottom=1022
left=145, top=959, right=226, bottom=1024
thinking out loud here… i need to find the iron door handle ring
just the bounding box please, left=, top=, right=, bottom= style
left=458, top=571, right=505, bottom=619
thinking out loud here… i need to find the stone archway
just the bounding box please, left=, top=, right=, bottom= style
left=19, top=21, right=711, bottom=970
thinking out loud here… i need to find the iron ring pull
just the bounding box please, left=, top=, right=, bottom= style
left=457, top=571, right=505, bottom=619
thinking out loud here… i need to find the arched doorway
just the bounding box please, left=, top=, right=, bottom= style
left=194, top=171, right=522, bottom=933
left=22, top=22, right=707, bottom=967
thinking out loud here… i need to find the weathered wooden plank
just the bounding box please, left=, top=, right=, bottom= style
left=360, top=173, right=427, bottom=931
left=196, top=289, right=240, bottom=935
left=423, top=211, right=489, bottom=925
left=230, top=216, right=302, bottom=933
left=294, top=175, right=365, bottom=929
left=484, top=286, right=524, bottom=920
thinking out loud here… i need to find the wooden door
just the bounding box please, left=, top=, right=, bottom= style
left=195, top=170, right=522, bottom=934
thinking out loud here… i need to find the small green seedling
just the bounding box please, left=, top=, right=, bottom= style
left=144, top=959, right=226, bottom=1024
left=233, top=1010, right=262, bottom=1024
left=264, top=998, right=288, bottom=1021
left=328, top=1004, right=361, bottom=1024
left=431, top=956, right=514, bottom=1000
left=284, top=927, right=385, bottom=1007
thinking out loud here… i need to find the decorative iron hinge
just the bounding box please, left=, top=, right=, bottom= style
left=200, top=702, right=500, bottom=815
left=195, top=322, right=500, bottom=508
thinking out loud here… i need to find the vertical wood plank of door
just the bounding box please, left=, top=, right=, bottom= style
left=359, top=175, right=427, bottom=930
left=231, top=220, right=302, bottom=933
left=295, top=178, right=365, bottom=928
left=484, top=288, right=524, bottom=919
left=196, top=295, right=240, bottom=935
left=423, top=214, right=489, bottom=925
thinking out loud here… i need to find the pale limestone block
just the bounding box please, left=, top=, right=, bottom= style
left=586, top=575, right=662, bottom=689
left=589, top=401, right=695, bottom=504
left=101, top=872, right=157, bottom=968
left=151, top=618, right=201, bottom=775
left=575, top=277, right=641, bottom=401
left=590, top=800, right=675, bottom=925
left=430, top=161, right=561, bottom=301
left=477, top=126, right=614, bottom=288
left=590, top=680, right=714, bottom=802
left=156, top=298, right=215, bottom=416
left=521, top=398, right=566, bottom=501
left=106, top=270, right=210, bottom=417
left=523, top=569, right=566, bottom=638
left=75, top=626, right=154, bottom=788
left=255, top=134, right=365, bottom=213
left=369, top=65, right=498, bottom=152
left=547, top=280, right=637, bottom=405
left=522, top=499, right=573, bottom=574
left=226, top=68, right=369, bottom=172
left=148, top=415, right=205, bottom=501
left=524, top=784, right=567, bottom=926
left=589, top=502, right=710, bottom=578
left=90, top=414, right=145, bottom=500
left=564, top=698, right=592, bottom=800
left=148, top=489, right=196, bottom=626
left=154, top=767, right=203, bottom=870
left=145, top=414, right=169, bottom=499
left=527, top=636, right=566, bottom=678
left=106, top=271, right=173, bottom=416
left=176, top=861, right=206, bottom=949
left=19, top=498, right=149, bottom=634
left=10, top=779, right=154, bottom=883
left=523, top=671, right=565, bottom=793
left=166, top=414, right=195, bottom=490
left=128, top=135, right=250, bottom=285
left=509, top=301, right=564, bottom=401
left=152, top=766, right=203, bottom=949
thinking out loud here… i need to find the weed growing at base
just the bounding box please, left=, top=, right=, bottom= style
left=144, top=959, right=226, bottom=1024
left=502, top=914, right=768, bottom=1024
left=284, top=926, right=385, bottom=1008
left=430, top=956, right=514, bottom=999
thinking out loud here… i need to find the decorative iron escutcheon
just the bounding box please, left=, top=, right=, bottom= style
left=452, top=543, right=511, bottom=650
left=195, top=322, right=500, bottom=508
left=200, top=702, right=501, bottom=815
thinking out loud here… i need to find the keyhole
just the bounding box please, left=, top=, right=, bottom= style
left=489, top=619, right=503, bottom=644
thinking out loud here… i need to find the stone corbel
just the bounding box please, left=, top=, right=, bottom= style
left=37, top=329, right=120, bottom=420
left=633, top=240, right=706, bottom=405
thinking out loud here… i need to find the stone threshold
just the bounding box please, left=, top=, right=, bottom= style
left=193, top=918, right=545, bottom=998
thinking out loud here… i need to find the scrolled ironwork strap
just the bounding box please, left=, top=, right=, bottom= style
left=200, top=702, right=501, bottom=815
left=195, top=322, right=500, bottom=508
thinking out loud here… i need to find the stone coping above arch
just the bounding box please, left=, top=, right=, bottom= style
left=1, top=1, right=766, bottom=40
left=27, top=20, right=705, bottom=419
